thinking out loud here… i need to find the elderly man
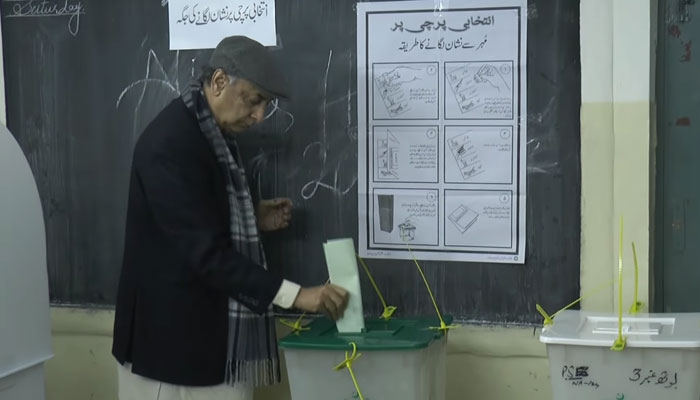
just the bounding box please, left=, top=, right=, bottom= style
left=112, top=36, right=349, bottom=400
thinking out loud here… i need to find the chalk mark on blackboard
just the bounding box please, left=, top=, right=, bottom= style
left=526, top=95, right=560, bottom=175
left=322, top=50, right=332, bottom=148
left=263, top=98, right=295, bottom=131
left=300, top=140, right=357, bottom=200
left=4, top=0, right=86, bottom=36
left=346, top=51, right=357, bottom=140
left=118, top=46, right=296, bottom=148
left=298, top=49, right=358, bottom=199
left=175, top=52, right=180, bottom=93
left=116, top=50, right=178, bottom=108
left=244, top=104, right=298, bottom=201
left=299, top=134, right=358, bottom=200
left=140, top=35, right=149, bottom=50
left=116, top=49, right=180, bottom=140
left=116, top=79, right=176, bottom=109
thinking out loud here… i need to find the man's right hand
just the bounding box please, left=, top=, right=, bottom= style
left=293, top=284, right=349, bottom=321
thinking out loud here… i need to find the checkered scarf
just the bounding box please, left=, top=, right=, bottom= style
left=182, top=80, right=280, bottom=387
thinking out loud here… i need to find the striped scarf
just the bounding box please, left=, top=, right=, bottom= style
left=182, top=80, right=280, bottom=387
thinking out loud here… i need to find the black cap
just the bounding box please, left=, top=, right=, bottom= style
left=209, top=36, right=288, bottom=99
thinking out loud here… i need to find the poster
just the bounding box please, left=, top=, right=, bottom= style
left=357, top=0, right=527, bottom=263
left=168, top=0, right=276, bottom=50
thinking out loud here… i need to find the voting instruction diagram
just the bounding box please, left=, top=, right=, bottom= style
left=358, top=0, right=527, bottom=263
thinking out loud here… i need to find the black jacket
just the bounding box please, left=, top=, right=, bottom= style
left=112, top=98, right=283, bottom=386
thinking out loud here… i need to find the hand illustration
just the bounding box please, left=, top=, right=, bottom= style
left=473, top=64, right=510, bottom=93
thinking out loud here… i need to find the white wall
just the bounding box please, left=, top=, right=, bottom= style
left=0, top=17, right=6, bottom=126
left=579, top=0, right=655, bottom=313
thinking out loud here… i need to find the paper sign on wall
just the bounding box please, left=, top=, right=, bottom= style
left=168, top=0, right=277, bottom=50
left=357, top=0, right=528, bottom=264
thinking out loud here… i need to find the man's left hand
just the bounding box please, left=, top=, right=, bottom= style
left=257, top=198, right=293, bottom=232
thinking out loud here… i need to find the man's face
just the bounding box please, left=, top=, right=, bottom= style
left=207, top=70, right=271, bottom=135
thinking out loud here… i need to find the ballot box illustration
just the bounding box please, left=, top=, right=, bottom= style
left=377, top=194, right=395, bottom=233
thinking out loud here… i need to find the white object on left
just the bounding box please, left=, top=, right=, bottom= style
left=0, top=124, right=52, bottom=400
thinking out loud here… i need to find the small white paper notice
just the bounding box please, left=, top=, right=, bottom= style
left=323, top=238, right=365, bottom=333
left=168, top=0, right=277, bottom=50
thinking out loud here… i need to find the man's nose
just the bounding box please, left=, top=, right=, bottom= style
left=251, top=104, right=266, bottom=123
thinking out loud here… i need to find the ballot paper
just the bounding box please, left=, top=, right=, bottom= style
left=323, top=238, right=365, bottom=333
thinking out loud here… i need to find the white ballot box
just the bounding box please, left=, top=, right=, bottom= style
left=540, top=310, right=700, bottom=400
left=0, top=125, right=52, bottom=400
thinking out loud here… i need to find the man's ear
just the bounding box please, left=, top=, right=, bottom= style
left=210, top=69, right=229, bottom=96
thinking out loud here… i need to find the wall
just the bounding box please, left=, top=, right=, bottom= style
left=580, top=0, right=656, bottom=312
left=41, top=1, right=657, bottom=399
left=46, top=308, right=551, bottom=400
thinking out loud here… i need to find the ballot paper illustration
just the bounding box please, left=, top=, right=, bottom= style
left=373, top=62, right=439, bottom=119
left=375, top=66, right=412, bottom=117
left=323, top=238, right=365, bottom=333
left=445, top=61, right=514, bottom=119
left=444, top=190, right=513, bottom=248
left=373, top=126, right=439, bottom=183
left=444, top=126, right=514, bottom=184
left=448, top=205, right=479, bottom=233
left=376, top=130, right=400, bottom=180
left=447, top=132, right=484, bottom=180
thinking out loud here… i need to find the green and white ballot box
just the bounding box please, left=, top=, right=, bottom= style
left=279, top=317, right=450, bottom=400
left=540, top=310, right=700, bottom=400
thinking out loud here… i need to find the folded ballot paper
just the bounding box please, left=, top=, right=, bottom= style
left=323, top=238, right=365, bottom=333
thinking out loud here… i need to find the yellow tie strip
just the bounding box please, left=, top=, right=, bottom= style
left=280, top=312, right=310, bottom=334
left=536, top=279, right=615, bottom=327
left=405, top=244, right=456, bottom=333
left=356, top=254, right=397, bottom=320
left=611, top=217, right=626, bottom=352
left=628, top=242, right=645, bottom=315
left=333, top=342, right=365, bottom=400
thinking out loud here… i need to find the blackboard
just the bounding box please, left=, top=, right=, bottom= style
left=1, top=0, right=580, bottom=323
